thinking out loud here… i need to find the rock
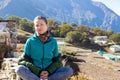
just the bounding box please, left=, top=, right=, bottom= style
left=0, top=58, right=19, bottom=80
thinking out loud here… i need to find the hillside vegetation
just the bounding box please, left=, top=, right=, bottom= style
left=17, top=29, right=33, bottom=37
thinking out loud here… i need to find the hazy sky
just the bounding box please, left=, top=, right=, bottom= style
left=92, top=0, right=120, bottom=16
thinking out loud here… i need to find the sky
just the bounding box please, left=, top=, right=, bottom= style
left=92, top=0, right=120, bottom=16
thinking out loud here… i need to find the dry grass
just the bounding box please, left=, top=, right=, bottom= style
left=68, top=73, right=91, bottom=80
left=17, top=29, right=33, bottom=37
left=59, top=46, right=82, bottom=54
left=59, top=46, right=75, bottom=55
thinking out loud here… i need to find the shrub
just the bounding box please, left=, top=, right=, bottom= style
left=17, top=35, right=28, bottom=43
left=65, top=31, right=83, bottom=43
left=109, top=33, right=120, bottom=43
left=0, top=44, right=6, bottom=59
left=0, top=44, right=6, bottom=53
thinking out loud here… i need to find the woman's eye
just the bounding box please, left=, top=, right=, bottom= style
left=36, top=25, right=39, bottom=27
left=35, top=23, right=44, bottom=27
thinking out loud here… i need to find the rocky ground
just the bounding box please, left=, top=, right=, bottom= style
left=60, top=46, right=120, bottom=80
left=0, top=44, right=120, bottom=80
left=77, top=53, right=120, bottom=80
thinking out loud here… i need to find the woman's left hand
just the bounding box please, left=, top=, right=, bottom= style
left=40, top=71, right=49, bottom=79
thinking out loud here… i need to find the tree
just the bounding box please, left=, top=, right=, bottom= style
left=91, top=27, right=107, bottom=36
left=6, top=16, right=21, bottom=25
left=76, top=25, right=90, bottom=33
left=19, top=19, right=34, bottom=33
left=109, top=33, right=120, bottom=43
left=19, top=19, right=27, bottom=29
left=47, top=18, right=59, bottom=29
left=71, top=22, right=77, bottom=28
left=65, top=31, right=82, bottom=43
left=106, top=30, right=114, bottom=37
left=47, top=18, right=60, bottom=36
left=60, top=22, right=73, bottom=37
left=47, top=18, right=55, bottom=28
left=51, top=29, right=60, bottom=37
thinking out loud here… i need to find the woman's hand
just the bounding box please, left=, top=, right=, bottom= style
left=40, top=71, right=49, bottom=79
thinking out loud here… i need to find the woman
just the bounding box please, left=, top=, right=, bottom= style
left=15, top=16, right=73, bottom=80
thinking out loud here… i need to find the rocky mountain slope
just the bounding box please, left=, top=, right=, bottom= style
left=0, top=0, right=120, bottom=32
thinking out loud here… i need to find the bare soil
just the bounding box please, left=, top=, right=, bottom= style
left=64, top=46, right=120, bottom=80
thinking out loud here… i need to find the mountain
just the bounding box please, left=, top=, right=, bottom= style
left=0, top=0, right=120, bottom=32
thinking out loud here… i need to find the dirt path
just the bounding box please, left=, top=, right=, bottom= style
left=68, top=47, right=120, bottom=80
left=59, top=45, right=120, bottom=80
left=79, top=62, right=120, bottom=80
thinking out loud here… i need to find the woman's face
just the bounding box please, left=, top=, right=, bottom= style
left=34, top=19, right=48, bottom=35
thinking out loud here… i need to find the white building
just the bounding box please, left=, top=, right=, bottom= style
left=93, top=36, right=108, bottom=44
left=109, top=45, right=120, bottom=53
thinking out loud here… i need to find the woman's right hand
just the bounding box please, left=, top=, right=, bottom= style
left=40, top=71, right=49, bottom=79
